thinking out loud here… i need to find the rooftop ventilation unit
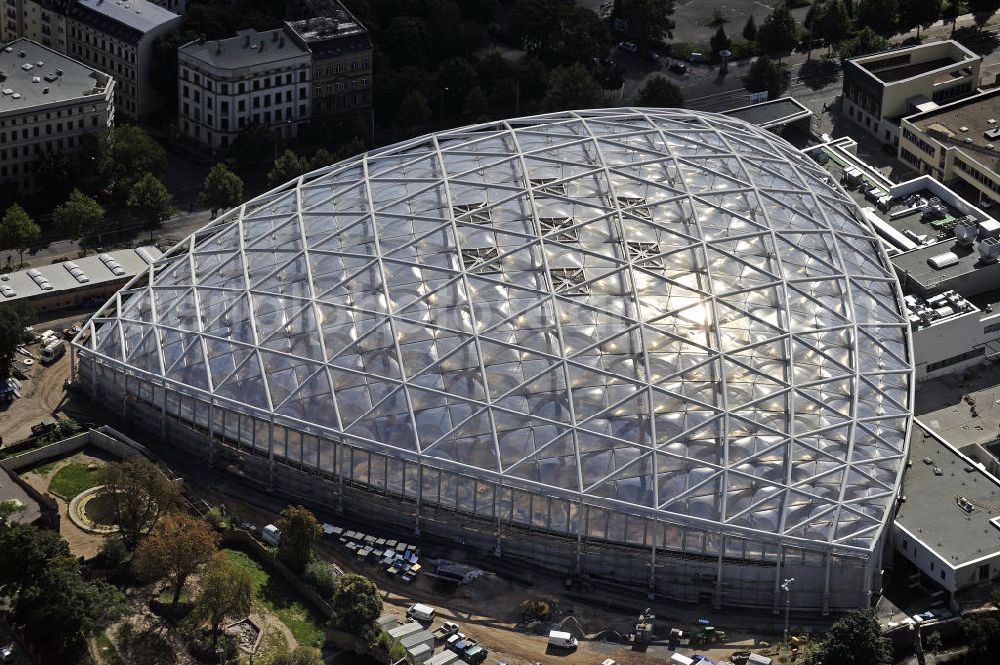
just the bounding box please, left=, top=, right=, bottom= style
left=960, top=126, right=969, bottom=132
left=25, top=268, right=52, bottom=291
left=135, top=247, right=157, bottom=264
left=20, top=63, right=31, bottom=71
left=0, top=286, right=16, bottom=298
left=63, top=261, right=89, bottom=284
left=988, top=128, right=1000, bottom=140
left=955, top=217, right=978, bottom=246
left=928, top=252, right=959, bottom=269
left=979, top=218, right=1000, bottom=239
left=10, top=94, right=20, bottom=99
left=98, top=253, right=126, bottom=276
left=965, top=137, right=974, bottom=144
left=979, top=236, right=1000, bottom=264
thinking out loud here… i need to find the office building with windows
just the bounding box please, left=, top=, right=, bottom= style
left=0, top=38, right=114, bottom=192
left=842, top=40, right=981, bottom=146
left=285, top=0, right=371, bottom=116
left=177, top=27, right=311, bottom=150
left=65, top=0, right=180, bottom=120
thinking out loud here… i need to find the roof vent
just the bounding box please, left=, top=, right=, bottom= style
left=25, top=268, right=52, bottom=291
left=965, top=137, right=973, bottom=143
left=56, top=68, right=62, bottom=76
left=42, top=88, right=48, bottom=94
left=31, top=76, right=39, bottom=83
left=980, top=237, right=1000, bottom=264
left=20, top=63, right=32, bottom=71
left=3, top=47, right=11, bottom=53
left=960, top=126, right=969, bottom=132
left=35, top=61, right=42, bottom=67
left=99, top=253, right=126, bottom=276
left=17, top=51, right=25, bottom=58
left=990, top=118, right=997, bottom=124
left=989, top=144, right=995, bottom=150
left=11, top=93, right=20, bottom=99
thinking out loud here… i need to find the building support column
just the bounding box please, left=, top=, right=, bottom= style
left=773, top=550, right=784, bottom=615
left=714, top=544, right=724, bottom=609
left=414, top=460, right=422, bottom=536
left=648, top=518, right=658, bottom=599
left=266, top=416, right=275, bottom=492
left=822, top=552, right=832, bottom=616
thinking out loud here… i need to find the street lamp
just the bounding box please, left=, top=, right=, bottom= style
left=781, top=577, right=795, bottom=650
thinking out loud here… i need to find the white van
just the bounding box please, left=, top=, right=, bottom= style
left=406, top=603, right=436, bottom=622
left=547, top=630, right=578, bottom=649
left=261, top=524, right=281, bottom=546
left=40, top=340, right=65, bottom=364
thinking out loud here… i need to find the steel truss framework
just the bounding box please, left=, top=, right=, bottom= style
left=75, top=109, right=914, bottom=559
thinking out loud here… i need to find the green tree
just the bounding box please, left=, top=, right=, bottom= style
left=330, top=573, right=383, bottom=637
left=900, top=0, right=943, bottom=36
left=96, top=125, right=166, bottom=195
left=95, top=458, right=181, bottom=549
left=53, top=189, right=104, bottom=240
left=814, top=609, right=892, bottom=665
left=33, top=152, right=79, bottom=202
left=229, top=123, right=275, bottom=168
left=742, top=14, right=758, bottom=41
left=838, top=26, right=890, bottom=59
left=0, top=303, right=31, bottom=380
left=268, top=648, right=324, bottom=665
left=197, top=163, right=244, bottom=217
left=943, top=0, right=962, bottom=34
left=970, top=0, right=1000, bottom=30
left=543, top=64, right=605, bottom=111
left=0, top=522, right=124, bottom=661
left=133, top=513, right=218, bottom=607
left=464, top=85, right=490, bottom=119
left=857, top=0, right=900, bottom=36
left=616, top=0, right=676, bottom=44
left=816, top=0, right=853, bottom=52
left=267, top=150, right=311, bottom=188
left=195, top=552, right=253, bottom=647
left=396, top=90, right=433, bottom=127
left=0, top=204, right=40, bottom=265
left=743, top=55, right=788, bottom=99
left=636, top=75, right=685, bottom=107
left=710, top=25, right=731, bottom=56
left=757, top=4, right=799, bottom=60
left=276, top=504, right=322, bottom=573
left=923, top=631, right=944, bottom=654
left=127, top=173, right=174, bottom=234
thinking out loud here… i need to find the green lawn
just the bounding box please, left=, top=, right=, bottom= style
left=157, top=587, right=192, bottom=604
left=24, top=459, right=60, bottom=476
left=47, top=462, right=101, bottom=500
left=222, top=548, right=326, bottom=648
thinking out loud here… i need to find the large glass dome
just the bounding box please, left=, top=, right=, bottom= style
left=76, top=109, right=913, bottom=558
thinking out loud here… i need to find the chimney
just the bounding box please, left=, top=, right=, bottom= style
left=244, top=34, right=251, bottom=48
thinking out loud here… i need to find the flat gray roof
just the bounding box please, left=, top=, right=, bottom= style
left=723, top=97, right=812, bottom=129
left=891, top=240, right=996, bottom=289
left=180, top=28, right=310, bottom=70
left=896, top=421, right=1000, bottom=568
left=75, top=0, right=180, bottom=33
left=0, top=39, right=110, bottom=113
left=0, top=247, right=161, bottom=303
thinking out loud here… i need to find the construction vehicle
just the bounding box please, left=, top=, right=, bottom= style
left=689, top=626, right=726, bottom=647
left=632, top=608, right=655, bottom=644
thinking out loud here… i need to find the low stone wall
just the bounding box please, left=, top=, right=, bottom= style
left=1, top=427, right=151, bottom=473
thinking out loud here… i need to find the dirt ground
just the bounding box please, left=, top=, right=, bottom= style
left=19, top=449, right=110, bottom=559
left=0, top=347, right=71, bottom=443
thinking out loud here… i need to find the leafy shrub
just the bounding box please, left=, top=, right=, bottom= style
left=303, top=560, right=339, bottom=597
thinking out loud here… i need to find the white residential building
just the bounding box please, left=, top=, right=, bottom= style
left=65, top=0, right=180, bottom=120
left=0, top=38, right=114, bottom=192
left=177, top=27, right=311, bottom=150
left=842, top=40, right=981, bottom=146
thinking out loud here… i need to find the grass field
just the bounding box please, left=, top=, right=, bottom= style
left=47, top=462, right=102, bottom=500
left=25, top=459, right=61, bottom=476
left=222, top=548, right=326, bottom=648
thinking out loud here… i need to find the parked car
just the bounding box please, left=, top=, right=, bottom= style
left=668, top=61, right=688, bottom=74
left=640, top=48, right=661, bottom=62
left=433, top=622, right=460, bottom=640
left=617, top=41, right=638, bottom=53
left=547, top=630, right=578, bottom=649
